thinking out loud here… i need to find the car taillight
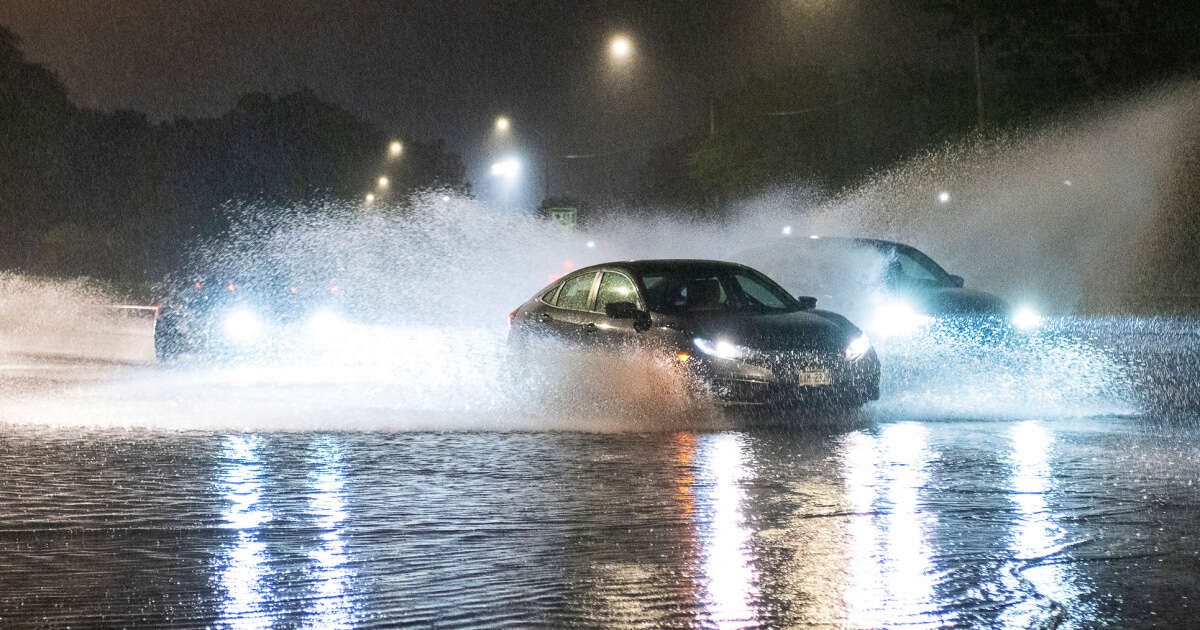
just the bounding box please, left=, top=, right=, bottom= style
left=508, top=308, right=518, bottom=326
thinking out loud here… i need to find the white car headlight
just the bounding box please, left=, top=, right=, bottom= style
left=693, top=337, right=749, bottom=360
left=1011, top=306, right=1042, bottom=331
left=845, top=334, right=871, bottom=361
left=223, top=308, right=262, bottom=343
left=870, top=299, right=933, bottom=337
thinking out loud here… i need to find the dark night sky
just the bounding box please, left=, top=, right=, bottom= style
left=0, top=2, right=951, bottom=154
left=0, top=1, right=969, bottom=207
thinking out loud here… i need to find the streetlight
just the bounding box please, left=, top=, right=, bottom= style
left=388, top=141, right=403, bottom=157
left=938, top=191, right=951, bottom=203
left=377, top=176, right=389, bottom=189
left=610, top=34, right=633, bottom=62
left=495, top=116, right=510, bottom=133
left=365, top=193, right=376, bottom=203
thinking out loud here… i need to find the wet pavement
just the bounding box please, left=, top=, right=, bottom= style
left=1, top=418, right=1199, bottom=628
left=2, top=318, right=1200, bottom=628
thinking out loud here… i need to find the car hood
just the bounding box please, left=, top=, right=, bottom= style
left=908, top=287, right=1009, bottom=315
left=683, top=310, right=849, bottom=353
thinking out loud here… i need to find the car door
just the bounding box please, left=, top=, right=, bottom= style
left=539, top=271, right=600, bottom=345
left=588, top=270, right=647, bottom=350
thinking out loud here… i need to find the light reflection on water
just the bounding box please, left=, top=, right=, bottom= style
left=215, top=435, right=357, bottom=629
left=0, top=420, right=1195, bottom=627
left=1001, top=421, right=1090, bottom=628
left=216, top=435, right=275, bottom=630
left=303, top=436, right=356, bottom=629
left=694, top=433, right=759, bottom=629
left=843, top=422, right=952, bottom=628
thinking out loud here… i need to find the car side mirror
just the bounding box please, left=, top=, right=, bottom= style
left=606, top=301, right=652, bottom=331
left=949, top=274, right=965, bottom=288
left=795, top=296, right=818, bottom=310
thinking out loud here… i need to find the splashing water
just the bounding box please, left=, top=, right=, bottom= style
left=2, top=82, right=1199, bottom=430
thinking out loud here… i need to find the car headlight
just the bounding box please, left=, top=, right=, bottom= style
left=693, top=337, right=750, bottom=360
left=223, top=308, right=262, bottom=343
left=1011, top=306, right=1042, bottom=331
left=845, top=334, right=871, bottom=361
left=870, top=299, right=933, bottom=337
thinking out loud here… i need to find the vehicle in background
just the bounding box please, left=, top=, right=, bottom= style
left=734, top=236, right=1042, bottom=338
left=153, top=276, right=352, bottom=360
left=508, top=259, right=880, bottom=408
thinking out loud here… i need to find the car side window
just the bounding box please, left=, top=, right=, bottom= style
left=540, top=282, right=562, bottom=305
left=594, top=272, right=639, bottom=313
left=555, top=273, right=596, bottom=311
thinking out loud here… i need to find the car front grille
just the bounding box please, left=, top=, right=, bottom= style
left=748, top=349, right=843, bottom=375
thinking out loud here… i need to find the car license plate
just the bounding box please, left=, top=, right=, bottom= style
left=797, top=369, right=832, bottom=387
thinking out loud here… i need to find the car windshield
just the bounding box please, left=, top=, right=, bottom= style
left=640, top=267, right=799, bottom=315
left=878, top=244, right=954, bottom=288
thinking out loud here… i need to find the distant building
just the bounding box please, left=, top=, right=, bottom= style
left=546, top=207, right=577, bottom=229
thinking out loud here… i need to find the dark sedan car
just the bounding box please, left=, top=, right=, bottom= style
left=735, top=236, right=1042, bottom=337
left=508, top=260, right=880, bottom=408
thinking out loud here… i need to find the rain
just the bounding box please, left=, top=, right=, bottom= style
left=1, top=2, right=1199, bottom=627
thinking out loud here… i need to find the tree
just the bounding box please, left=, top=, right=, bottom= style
left=685, top=66, right=839, bottom=205
left=922, top=0, right=1200, bottom=127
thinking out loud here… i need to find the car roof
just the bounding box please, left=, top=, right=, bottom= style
left=570, top=259, right=758, bottom=276
left=747, top=236, right=918, bottom=254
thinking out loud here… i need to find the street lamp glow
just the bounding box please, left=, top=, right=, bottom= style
left=781, top=225, right=793, bottom=236
left=610, top=35, right=633, bottom=61
left=490, top=157, right=521, bottom=179
left=938, top=190, right=951, bottom=203
left=495, top=116, right=510, bottom=133
left=586, top=240, right=596, bottom=249
left=388, top=141, right=403, bottom=157
left=364, top=193, right=376, bottom=203
left=377, top=176, right=389, bottom=189
left=441, top=194, right=451, bottom=202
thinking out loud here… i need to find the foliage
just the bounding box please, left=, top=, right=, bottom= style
left=0, top=26, right=467, bottom=286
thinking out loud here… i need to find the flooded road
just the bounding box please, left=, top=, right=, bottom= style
left=1, top=418, right=1199, bottom=628
left=2, top=318, right=1199, bottom=628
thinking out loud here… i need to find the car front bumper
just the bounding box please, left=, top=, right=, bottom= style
left=687, top=349, right=881, bottom=407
